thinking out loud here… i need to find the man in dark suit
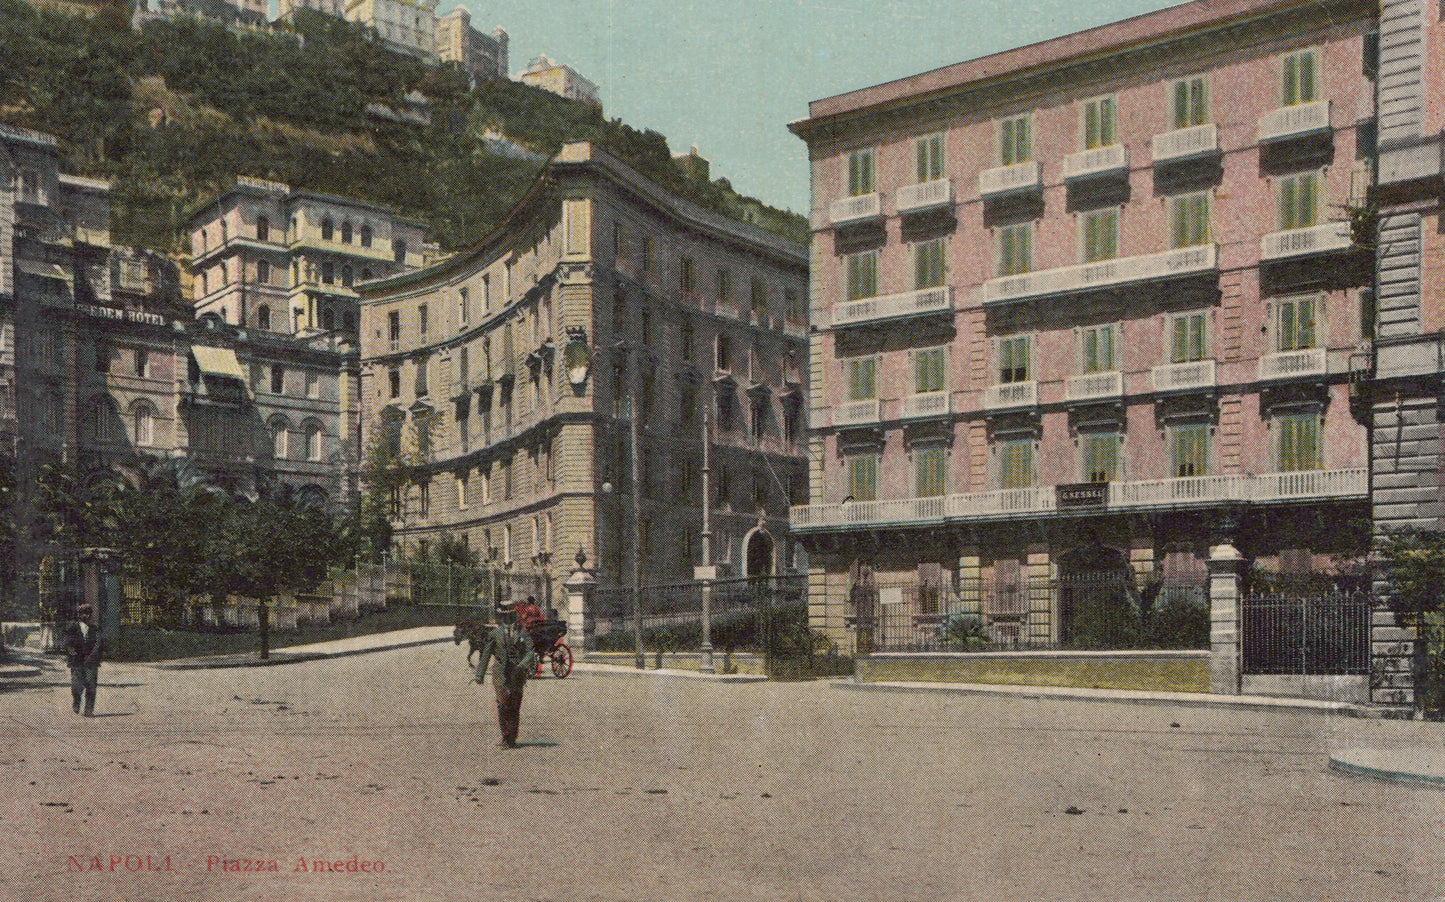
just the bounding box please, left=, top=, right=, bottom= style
left=62, top=603, right=103, bottom=716
left=473, top=600, right=537, bottom=748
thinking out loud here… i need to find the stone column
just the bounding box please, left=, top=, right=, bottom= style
left=956, top=546, right=982, bottom=617
left=563, top=550, right=595, bottom=653
left=1026, top=545, right=1052, bottom=644
left=1207, top=542, right=1245, bottom=695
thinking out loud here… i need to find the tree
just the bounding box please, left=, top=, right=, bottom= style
left=1376, top=527, right=1445, bottom=713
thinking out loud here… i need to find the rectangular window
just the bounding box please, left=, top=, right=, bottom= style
left=997, top=224, right=1032, bottom=277
left=999, top=115, right=1031, bottom=165
left=1082, top=208, right=1119, bottom=262
left=1169, top=312, right=1209, bottom=363
left=1282, top=50, right=1318, bottom=106
left=418, top=304, right=429, bottom=336
left=641, top=235, right=654, bottom=274
left=916, top=133, right=944, bottom=182
left=1275, top=295, right=1320, bottom=351
left=135, top=348, right=148, bottom=379
left=1172, top=422, right=1210, bottom=477
left=271, top=366, right=285, bottom=395
left=1079, top=324, right=1116, bottom=374
left=415, top=356, right=429, bottom=397
left=998, top=438, right=1034, bottom=489
left=1277, top=172, right=1320, bottom=230
left=458, top=287, right=469, bottom=326
left=1171, top=76, right=1208, bottom=128
left=1082, top=96, right=1117, bottom=149
left=388, top=367, right=400, bottom=399
left=914, top=239, right=946, bottom=289
left=913, top=346, right=948, bottom=393
left=1170, top=193, right=1211, bottom=248
left=457, top=471, right=469, bottom=509
left=751, top=278, right=768, bottom=319
left=680, top=256, right=695, bottom=293
left=784, top=286, right=804, bottom=323
left=1082, top=431, right=1119, bottom=483
left=915, top=446, right=946, bottom=498
left=1277, top=411, right=1322, bottom=471
left=846, top=251, right=878, bottom=301
left=847, top=149, right=875, bottom=196
left=716, top=268, right=733, bottom=302
left=846, top=357, right=877, bottom=401
left=846, top=453, right=878, bottom=502
left=458, top=409, right=469, bottom=454
left=388, top=310, right=400, bottom=346
left=998, top=336, right=1030, bottom=383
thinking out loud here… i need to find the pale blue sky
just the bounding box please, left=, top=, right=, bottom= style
left=459, top=1, right=1185, bottom=214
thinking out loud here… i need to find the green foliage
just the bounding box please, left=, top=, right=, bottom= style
left=1376, top=528, right=1445, bottom=621
left=936, top=612, right=991, bottom=650
left=1142, top=597, right=1209, bottom=648
left=0, top=0, right=807, bottom=252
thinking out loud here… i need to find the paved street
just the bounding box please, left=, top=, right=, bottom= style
left=3, top=643, right=1445, bottom=902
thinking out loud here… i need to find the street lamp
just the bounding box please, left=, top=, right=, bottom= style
left=696, top=400, right=716, bottom=673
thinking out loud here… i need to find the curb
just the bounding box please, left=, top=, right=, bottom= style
left=834, top=678, right=1388, bottom=717
left=574, top=662, right=768, bottom=684
left=145, top=635, right=453, bottom=670
left=1328, top=749, right=1445, bottom=788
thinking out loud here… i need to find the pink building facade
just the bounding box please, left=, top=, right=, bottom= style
left=790, top=0, right=1378, bottom=683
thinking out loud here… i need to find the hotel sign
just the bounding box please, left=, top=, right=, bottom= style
left=1056, top=482, right=1108, bottom=509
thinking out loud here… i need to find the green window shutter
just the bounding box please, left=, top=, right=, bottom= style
left=1192, top=195, right=1209, bottom=244
left=848, top=454, right=878, bottom=501
left=1101, top=98, right=1116, bottom=146
left=1279, top=177, right=1297, bottom=230
left=1280, top=302, right=1297, bottom=351
left=1017, top=227, right=1030, bottom=274
left=931, top=348, right=946, bottom=391
left=1171, top=200, right=1187, bottom=249
left=917, top=139, right=928, bottom=183
left=1174, top=81, right=1190, bottom=129
left=1171, top=316, right=1188, bottom=363
left=862, top=152, right=874, bottom=193
left=917, top=447, right=945, bottom=498
left=1299, top=52, right=1316, bottom=103
left=1084, top=433, right=1117, bottom=483
left=1189, top=78, right=1206, bottom=125
left=1001, top=119, right=1015, bottom=164
left=1082, top=329, right=1098, bottom=373
left=999, top=228, right=1015, bottom=276
left=1189, top=314, right=1206, bottom=361
left=1001, top=440, right=1032, bottom=489
left=1085, top=103, right=1100, bottom=149
left=1299, top=299, right=1316, bottom=349
left=1101, top=325, right=1115, bottom=371
left=1299, top=174, right=1317, bottom=227
left=1018, top=118, right=1031, bottom=163
left=1284, top=54, right=1299, bottom=106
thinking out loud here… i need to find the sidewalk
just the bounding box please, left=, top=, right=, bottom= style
left=146, top=626, right=456, bottom=669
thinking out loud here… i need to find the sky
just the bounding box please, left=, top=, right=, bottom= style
left=449, top=0, right=1186, bottom=214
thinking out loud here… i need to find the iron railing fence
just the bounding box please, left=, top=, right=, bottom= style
left=592, top=575, right=809, bottom=661
left=1239, top=590, right=1372, bottom=675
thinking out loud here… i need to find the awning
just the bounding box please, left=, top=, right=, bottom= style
left=191, top=345, right=247, bottom=381
left=15, top=258, right=70, bottom=281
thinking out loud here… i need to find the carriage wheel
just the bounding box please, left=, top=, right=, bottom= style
left=551, top=642, right=574, bottom=678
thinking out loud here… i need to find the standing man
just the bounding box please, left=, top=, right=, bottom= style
left=473, top=600, right=537, bottom=748
left=62, top=604, right=103, bottom=716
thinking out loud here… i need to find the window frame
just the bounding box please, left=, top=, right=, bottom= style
left=1080, top=428, right=1122, bottom=483
left=845, top=250, right=878, bottom=301
left=844, top=355, right=878, bottom=401
left=1080, top=207, right=1120, bottom=263
left=1171, top=420, right=1212, bottom=478
left=913, top=444, right=948, bottom=498
left=1166, top=310, right=1211, bottom=364
left=1275, top=407, right=1323, bottom=472
left=1168, top=191, right=1212, bottom=249
left=916, top=133, right=945, bottom=183
left=998, top=114, right=1032, bottom=166
left=846, top=148, right=876, bottom=197
left=1277, top=170, right=1322, bottom=231
left=911, top=345, right=949, bottom=394
left=913, top=238, right=947, bottom=290
left=1271, top=293, right=1324, bottom=352
left=1081, top=94, right=1118, bottom=149
left=1282, top=48, right=1320, bottom=106
left=995, top=434, right=1035, bottom=490
left=1077, top=322, right=1119, bottom=374
left=996, top=222, right=1033, bottom=277
left=845, top=452, right=879, bottom=502
left=1169, top=75, right=1210, bottom=129
left=996, top=334, right=1032, bottom=384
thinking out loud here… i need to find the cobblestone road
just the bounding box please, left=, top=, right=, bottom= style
left=2, top=643, right=1444, bottom=902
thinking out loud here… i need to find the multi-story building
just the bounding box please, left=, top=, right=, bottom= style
left=187, top=177, right=433, bottom=339
left=344, top=0, right=436, bottom=60
left=516, top=55, right=601, bottom=109
left=274, top=0, right=346, bottom=21
left=435, top=7, right=508, bottom=84
left=358, top=143, right=808, bottom=606
left=789, top=0, right=1378, bottom=673
left=131, top=0, right=268, bottom=30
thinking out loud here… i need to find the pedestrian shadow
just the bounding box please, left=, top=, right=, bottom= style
left=85, top=712, right=135, bottom=718
left=514, top=740, right=558, bottom=748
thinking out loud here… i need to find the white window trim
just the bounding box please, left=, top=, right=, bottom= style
left=1075, top=322, right=1121, bottom=374
left=991, top=431, right=1037, bottom=490
left=1167, top=75, right=1211, bottom=129
left=916, top=132, right=946, bottom=183
left=1167, top=190, right=1213, bottom=248
left=995, top=221, right=1034, bottom=277
left=993, top=333, right=1035, bottom=384
left=1281, top=47, right=1322, bottom=106
left=1077, top=206, right=1122, bottom=263
left=1266, top=292, right=1327, bottom=352
left=1079, top=93, right=1119, bottom=148
left=1163, top=309, right=1213, bottom=362
left=1170, top=420, right=1214, bottom=478
left=1077, top=428, right=1124, bottom=483
left=909, top=344, right=951, bottom=394
left=995, top=113, right=1033, bottom=165
left=910, top=442, right=949, bottom=498
left=844, top=147, right=877, bottom=196
left=844, top=354, right=880, bottom=401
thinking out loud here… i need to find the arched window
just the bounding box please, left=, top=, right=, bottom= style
left=321, top=217, right=334, bottom=241
left=322, top=262, right=335, bottom=284
left=131, top=401, right=155, bottom=446
left=256, top=216, right=269, bottom=242
left=360, top=225, right=372, bottom=247
left=304, top=421, right=323, bottom=461
left=257, top=304, right=271, bottom=331
left=322, top=308, right=335, bottom=331
left=269, top=417, right=290, bottom=459
left=342, top=265, right=353, bottom=287
left=341, top=222, right=352, bottom=244
left=89, top=396, right=112, bottom=443
left=257, top=259, right=270, bottom=284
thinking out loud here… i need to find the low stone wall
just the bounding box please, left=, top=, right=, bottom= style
left=585, top=651, right=767, bottom=676
left=857, top=650, right=1211, bottom=693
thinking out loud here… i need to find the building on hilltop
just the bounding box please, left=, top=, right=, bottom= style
left=357, top=142, right=809, bottom=610
left=789, top=0, right=1389, bottom=700
left=516, top=55, right=601, bottom=110
left=186, top=178, right=434, bottom=340
left=274, top=0, right=346, bottom=20
left=132, top=0, right=268, bottom=30
left=343, top=0, right=437, bottom=60
left=436, top=7, right=508, bottom=84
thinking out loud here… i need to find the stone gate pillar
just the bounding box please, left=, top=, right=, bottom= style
left=563, top=549, right=595, bottom=653
left=1207, top=542, right=1245, bottom=695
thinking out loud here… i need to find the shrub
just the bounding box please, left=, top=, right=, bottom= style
left=936, top=612, right=991, bottom=650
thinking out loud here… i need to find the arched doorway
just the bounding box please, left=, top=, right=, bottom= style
left=1056, top=543, right=1139, bottom=647
left=744, top=528, right=774, bottom=578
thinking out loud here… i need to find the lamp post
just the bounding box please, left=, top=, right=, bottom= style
left=696, top=401, right=716, bottom=673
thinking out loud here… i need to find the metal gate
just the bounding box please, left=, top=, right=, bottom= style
left=1239, top=591, right=1371, bottom=675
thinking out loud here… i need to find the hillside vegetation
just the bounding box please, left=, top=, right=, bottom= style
left=0, top=0, right=808, bottom=253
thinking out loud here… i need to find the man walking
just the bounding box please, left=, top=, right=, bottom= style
left=62, top=604, right=103, bottom=716
left=473, top=600, right=537, bottom=748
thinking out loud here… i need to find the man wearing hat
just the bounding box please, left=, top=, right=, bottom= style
left=62, top=604, right=103, bottom=716
left=472, top=599, right=538, bottom=747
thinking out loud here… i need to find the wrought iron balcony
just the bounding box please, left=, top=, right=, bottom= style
left=900, top=391, right=951, bottom=420
left=1150, top=359, right=1216, bottom=393
left=828, top=192, right=883, bottom=227
left=1150, top=124, right=1219, bottom=163
left=1062, top=144, right=1128, bottom=181
left=1258, top=348, right=1327, bottom=381
left=1260, top=222, right=1352, bottom=260
left=895, top=179, right=954, bottom=214
left=983, top=380, right=1037, bottom=411
left=1064, top=370, right=1123, bottom=402
left=831, top=286, right=952, bottom=328
left=1257, top=100, right=1331, bottom=143
left=978, top=161, right=1042, bottom=198
left=983, top=244, right=1216, bottom=305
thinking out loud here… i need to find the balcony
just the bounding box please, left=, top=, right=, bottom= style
left=832, top=398, right=881, bottom=427
left=1065, top=370, right=1123, bottom=403
left=895, top=179, right=954, bottom=214
left=900, top=391, right=951, bottom=420
left=1260, top=222, right=1352, bottom=261
left=1257, top=100, right=1331, bottom=144
left=983, top=243, right=1217, bottom=305
left=1150, top=124, right=1219, bottom=164
left=1151, top=359, right=1216, bottom=393
left=782, top=319, right=808, bottom=339
left=978, top=161, right=1042, bottom=198
left=1258, top=348, right=1327, bottom=381
left=1062, top=144, right=1128, bottom=182
left=788, top=467, right=1366, bottom=532
left=828, top=193, right=883, bottom=227
left=983, top=380, right=1037, bottom=411
left=831, top=286, right=953, bottom=328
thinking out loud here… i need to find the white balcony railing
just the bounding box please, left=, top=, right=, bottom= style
left=828, top=192, right=883, bottom=227
left=1260, top=221, right=1353, bottom=260
left=978, top=161, right=1042, bottom=197
left=1257, top=100, right=1331, bottom=143
left=900, top=391, right=951, bottom=420
left=832, top=398, right=881, bottom=427
left=831, top=286, right=953, bottom=328
left=1150, top=124, right=1219, bottom=163
left=788, top=468, right=1366, bottom=531
left=983, top=380, right=1038, bottom=410
left=1062, top=144, right=1128, bottom=181
left=807, top=407, right=830, bottom=430
left=782, top=320, right=808, bottom=339
left=896, top=179, right=954, bottom=214
left=1151, top=359, right=1216, bottom=392
left=984, top=243, right=1217, bottom=305
left=1065, top=370, right=1124, bottom=402
left=1258, top=348, right=1328, bottom=381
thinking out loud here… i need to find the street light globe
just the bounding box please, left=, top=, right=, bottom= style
left=601, top=481, right=613, bottom=494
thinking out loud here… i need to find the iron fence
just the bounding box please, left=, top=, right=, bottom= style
left=1240, top=590, right=1372, bottom=675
